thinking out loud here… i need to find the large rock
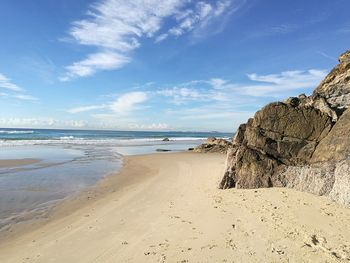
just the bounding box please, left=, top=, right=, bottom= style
left=221, top=51, right=350, bottom=206
left=245, top=102, right=332, bottom=165
left=311, top=108, right=350, bottom=163
left=193, top=137, right=232, bottom=154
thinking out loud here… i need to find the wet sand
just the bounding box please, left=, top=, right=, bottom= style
left=0, top=159, right=41, bottom=168
left=0, top=152, right=349, bottom=262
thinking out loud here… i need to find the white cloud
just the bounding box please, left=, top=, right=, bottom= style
left=62, top=0, right=241, bottom=80
left=208, top=78, right=228, bottom=89
left=157, top=87, right=203, bottom=102
left=128, top=122, right=169, bottom=130
left=155, top=33, right=168, bottom=43
left=69, top=0, right=186, bottom=51
left=244, top=69, right=327, bottom=96
left=62, top=68, right=326, bottom=131
left=67, top=104, right=107, bottom=114
left=13, top=94, right=39, bottom=101
left=110, top=91, right=148, bottom=114
left=62, top=0, right=187, bottom=80
left=0, top=73, right=23, bottom=92
left=60, top=52, right=130, bottom=81
left=156, top=83, right=231, bottom=104
left=0, top=118, right=88, bottom=129
left=156, top=69, right=326, bottom=110
left=157, top=0, right=233, bottom=41
left=67, top=91, right=148, bottom=116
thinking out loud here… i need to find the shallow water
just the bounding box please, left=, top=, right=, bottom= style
left=0, top=145, right=122, bottom=231
left=0, top=142, right=201, bottom=231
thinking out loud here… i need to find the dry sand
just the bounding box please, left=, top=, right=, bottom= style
left=0, top=152, right=349, bottom=262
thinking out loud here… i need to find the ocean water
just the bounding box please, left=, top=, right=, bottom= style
left=0, top=128, right=231, bottom=231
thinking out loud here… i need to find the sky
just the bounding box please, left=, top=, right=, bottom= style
left=0, top=0, right=349, bottom=132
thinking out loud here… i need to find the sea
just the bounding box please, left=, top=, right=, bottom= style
left=0, top=128, right=231, bottom=232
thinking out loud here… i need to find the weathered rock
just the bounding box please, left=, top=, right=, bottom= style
left=220, top=146, right=238, bottom=189
left=194, top=137, right=232, bottom=154
left=311, top=108, right=350, bottom=163
left=206, top=137, right=218, bottom=144
left=311, top=96, right=338, bottom=121
left=221, top=51, right=350, bottom=206
left=313, top=50, right=350, bottom=111
left=162, top=137, right=170, bottom=141
left=233, top=145, right=284, bottom=189
left=329, top=160, right=350, bottom=206
left=279, top=163, right=336, bottom=196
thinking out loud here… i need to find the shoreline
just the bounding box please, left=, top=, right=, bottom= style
left=0, top=152, right=350, bottom=262
left=0, top=152, right=168, bottom=243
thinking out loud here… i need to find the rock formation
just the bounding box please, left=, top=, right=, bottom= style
left=220, top=50, right=350, bottom=206
left=193, top=137, right=232, bottom=154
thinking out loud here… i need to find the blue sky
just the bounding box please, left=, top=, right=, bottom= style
left=0, top=0, right=349, bottom=132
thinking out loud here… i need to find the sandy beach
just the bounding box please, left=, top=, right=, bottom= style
left=0, top=152, right=349, bottom=262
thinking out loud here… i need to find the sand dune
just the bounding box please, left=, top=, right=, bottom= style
left=0, top=152, right=349, bottom=262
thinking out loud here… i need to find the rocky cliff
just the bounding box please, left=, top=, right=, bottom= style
left=220, top=50, right=350, bottom=206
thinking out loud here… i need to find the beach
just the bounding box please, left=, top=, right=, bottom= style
left=0, top=152, right=349, bottom=262
left=0, top=129, right=226, bottom=234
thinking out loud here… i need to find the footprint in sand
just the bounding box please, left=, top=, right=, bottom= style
left=303, top=234, right=350, bottom=261
left=158, top=254, right=166, bottom=262
left=201, top=244, right=217, bottom=250
left=271, top=246, right=285, bottom=255
left=226, top=238, right=237, bottom=250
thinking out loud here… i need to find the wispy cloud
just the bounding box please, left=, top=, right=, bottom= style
left=156, top=84, right=229, bottom=105
left=0, top=72, right=38, bottom=101
left=0, top=73, right=23, bottom=92
left=110, top=91, right=148, bottom=114
left=13, top=94, right=39, bottom=101
left=65, top=68, right=326, bottom=131
left=156, top=69, right=326, bottom=104
left=316, top=51, right=337, bottom=62
left=68, top=91, right=148, bottom=115
left=208, top=78, right=228, bottom=89
left=244, top=69, right=327, bottom=96
left=60, top=52, right=130, bottom=81
left=61, top=0, right=186, bottom=81
left=67, top=104, right=107, bottom=114
left=155, top=0, right=234, bottom=42
left=61, top=0, right=242, bottom=81
left=246, top=24, right=298, bottom=39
